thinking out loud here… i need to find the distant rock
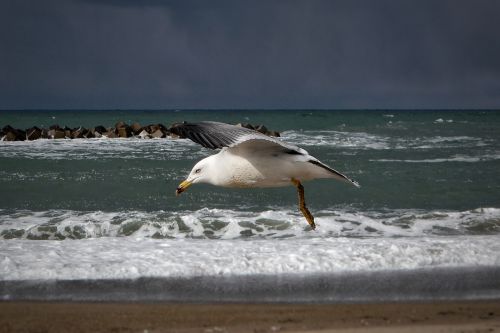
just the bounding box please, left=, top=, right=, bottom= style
left=3, top=131, right=20, bottom=141
left=235, top=123, right=255, bottom=130
left=117, top=126, right=132, bottom=138
left=82, top=128, right=94, bottom=138
left=0, top=120, right=280, bottom=140
left=112, top=121, right=133, bottom=138
left=48, top=128, right=65, bottom=139
left=93, top=125, right=107, bottom=134
left=138, top=130, right=151, bottom=139
left=146, top=124, right=167, bottom=134
left=255, top=124, right=268, bottom=134
left=237, top=123, right=280, bottom=137
left=145, top=124, right=170, bottom=138
left=14, top=129, right=26, bottom=141
left=267, top=131, right=281, bottom=138
left=27, top=127, right=42, bottom=140
left=103, top=130, right=117, bottom=138
left=2, top=125, right=26, bottom=141
left=151, top=129, right=165, bottom=138
left=71, top=127, right=85, bottom=139
left=130, top=122, right=142, bottom=135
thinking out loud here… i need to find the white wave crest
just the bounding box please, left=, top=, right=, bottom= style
left=0, top=138, right=205, bottom=161
left=281, top=130, right=391, bottom=149
left=0, top=133, right=491, bottom=158
left=281, top=131, right=489, bottom=150
left=1, top=207, right=499, bottom=240
left=372, top=153, right=500, bottom=163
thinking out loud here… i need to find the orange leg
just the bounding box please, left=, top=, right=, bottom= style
left=291, top=178, right=316, bottom=230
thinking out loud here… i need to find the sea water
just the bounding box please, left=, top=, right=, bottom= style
left=1, top=110, right=499, bottom=302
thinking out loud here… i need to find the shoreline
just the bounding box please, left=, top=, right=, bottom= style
left=1, top=300, right=499, bottom=332
left=3, top=266, right=500, bottom=303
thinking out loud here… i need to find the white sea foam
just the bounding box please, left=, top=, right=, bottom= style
left=281, top=130, right=391, bottom=149
left=0, top=138, right=205, bottom=161
left=1, top=235, right=499, bottom=281
left=435, top=118, right=454, bottom=123
left=0, top=167, right=182, bottom=183
left=405, top=136, right=488, bottom=149
left=0, top=132, right=491, bottom=159
left=372, top=153, right=500, bottom=163
left=2, top=207, right=500, bottom=281
left=1, top=207, right=499, bottom=240
left=281, top=131, right=489, bottom=150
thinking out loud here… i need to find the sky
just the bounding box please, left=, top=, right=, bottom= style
left=1, top=0, right=500, bottom=109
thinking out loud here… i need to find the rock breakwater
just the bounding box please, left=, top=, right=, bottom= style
left=0, top=122, right=280, bottom=141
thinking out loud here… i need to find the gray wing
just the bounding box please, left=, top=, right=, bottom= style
left=170, top=121, right=303, bottom=152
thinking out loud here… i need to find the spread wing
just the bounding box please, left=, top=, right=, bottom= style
left=169, top=121, right=304, bottom=153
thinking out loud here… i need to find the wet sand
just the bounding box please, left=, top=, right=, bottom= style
left=1, top=300, right=499, bottom=332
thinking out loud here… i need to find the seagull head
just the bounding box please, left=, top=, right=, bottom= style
left=176, top=157, right=213, bottom=195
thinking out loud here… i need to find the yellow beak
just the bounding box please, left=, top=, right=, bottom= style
left=176, top=179, right=192, bottom=196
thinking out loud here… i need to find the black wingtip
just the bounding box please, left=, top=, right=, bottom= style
left=308, top=159, right=360, bottom=188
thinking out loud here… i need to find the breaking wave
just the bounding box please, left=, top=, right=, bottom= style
left=0, top=132, right=492, bottom=161
left=372, top=153, right=500, bottom=163
left=281, top=131, right=490, bottom=150
left=0, top=138, right=205, bottom=161
left=2, top=207, right=500, bottom=240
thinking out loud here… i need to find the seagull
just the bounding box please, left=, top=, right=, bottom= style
left=170, top=121, right=359, bottom=230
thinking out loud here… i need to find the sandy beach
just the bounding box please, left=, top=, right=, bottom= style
left=1, top=300, right=499, bottom=333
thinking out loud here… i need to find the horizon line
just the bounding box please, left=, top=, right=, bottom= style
left=1, top=108, right=499, bottom=112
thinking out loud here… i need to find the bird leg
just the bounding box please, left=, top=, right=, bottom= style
left=291, top=178, right=316, bottom=230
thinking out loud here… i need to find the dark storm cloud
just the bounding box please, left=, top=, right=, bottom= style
left=1, top=0, right=500, bottom=109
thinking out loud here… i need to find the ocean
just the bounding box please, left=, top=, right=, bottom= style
left=1, top=110, right=500, bottom=302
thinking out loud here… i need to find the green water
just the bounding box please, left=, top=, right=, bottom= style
left=1, top=110, right=500, bottom=240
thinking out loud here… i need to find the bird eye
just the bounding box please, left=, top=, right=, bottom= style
left=195, top=168, right=201, bottom=174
